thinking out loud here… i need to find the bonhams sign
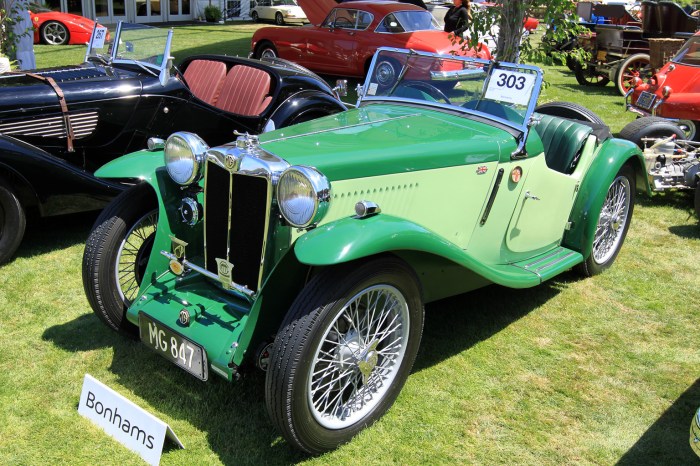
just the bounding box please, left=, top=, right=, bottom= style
left=78, top=374, right=183, bottom=465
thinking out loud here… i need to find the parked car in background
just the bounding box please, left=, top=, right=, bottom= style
left=84, top=46, right=647, bottom=454
left=251, top=0, right=491, bottom=79
left=0, top=22, right=346, bottom=265
left=29, top=2, right=109, bottom=45
left=250, top=0, right=308, bottom=25
left=624, top=31, right=700, bottom=142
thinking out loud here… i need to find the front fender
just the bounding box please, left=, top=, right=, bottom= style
left=94, top=149, right=164, bottom=186
left=294, top=214, right=538, bottom=288
left=563, top=137, right=648, bottom=257
left=269, top=90, right=347, bottom=129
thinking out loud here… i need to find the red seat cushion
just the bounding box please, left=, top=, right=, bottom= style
left=216, top=65, right=272, bottom=117
left=183, top=60, right=227, bottom=106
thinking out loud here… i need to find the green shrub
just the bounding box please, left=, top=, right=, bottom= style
left=204, top=5, right=222, bottom=22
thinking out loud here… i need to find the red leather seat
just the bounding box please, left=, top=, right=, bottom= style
left=216, top=65, right=272, bottom=116
left=183, top=60, right=227, bottom=106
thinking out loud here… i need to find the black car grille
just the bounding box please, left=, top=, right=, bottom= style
left=204, top=161, right=270, bottom=293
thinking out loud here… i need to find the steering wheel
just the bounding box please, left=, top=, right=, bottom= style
left=394, top=81, right=452, bottom=105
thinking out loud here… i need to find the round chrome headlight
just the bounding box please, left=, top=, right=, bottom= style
left=164, top=132, right=209, bottom=185
left=277, top=166, right=330, bottom=228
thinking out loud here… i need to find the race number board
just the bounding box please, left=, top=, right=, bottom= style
left=92, top=27, right=108, bottom=49
left=485, top=69, right=536, bottom=107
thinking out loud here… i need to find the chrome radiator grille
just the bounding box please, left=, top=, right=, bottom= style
left=204, top=161, right=271, bottom=293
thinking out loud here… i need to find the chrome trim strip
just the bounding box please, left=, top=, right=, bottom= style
left=161, top=250, right=256, bottom=299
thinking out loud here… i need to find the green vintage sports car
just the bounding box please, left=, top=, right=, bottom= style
left=83, top=47, right=649, bottom=453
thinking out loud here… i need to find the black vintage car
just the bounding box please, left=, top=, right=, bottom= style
left=0, top=22, right=347, bottom=264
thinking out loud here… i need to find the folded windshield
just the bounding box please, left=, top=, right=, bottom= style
left=362, top=48, right=543, bottom=130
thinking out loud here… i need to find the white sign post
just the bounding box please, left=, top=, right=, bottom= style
left=78, top=374, right=183, bottom=465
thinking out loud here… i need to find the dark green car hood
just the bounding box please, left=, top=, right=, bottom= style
left=259, top=104, right=524, bottom=181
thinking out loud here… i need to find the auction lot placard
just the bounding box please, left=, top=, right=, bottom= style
left=78, top=374, right=183, bottom=465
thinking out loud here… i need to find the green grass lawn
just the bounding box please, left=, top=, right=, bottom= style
left=1, top=23, right=699, bottom=465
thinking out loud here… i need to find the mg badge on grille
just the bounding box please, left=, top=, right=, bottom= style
left=224, top=154, right=240, bottom=171
left=170, top=235, right=188, bottom=259
left=215, top=258, right=234, bottom=289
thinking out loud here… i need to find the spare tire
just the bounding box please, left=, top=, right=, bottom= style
left=535, top=101, right=606, bottom=125
left=619, top=116, right=686, bottom=148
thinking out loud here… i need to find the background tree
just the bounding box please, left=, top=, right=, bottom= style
left=466, top=0, right=589, bottom=65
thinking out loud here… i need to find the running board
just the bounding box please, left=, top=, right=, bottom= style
left=509, top=247, right=584, bottom=283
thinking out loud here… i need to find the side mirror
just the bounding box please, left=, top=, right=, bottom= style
left=333, top=79, right=348, bottom=97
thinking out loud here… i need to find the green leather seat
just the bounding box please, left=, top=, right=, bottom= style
left=533, top=113, right=593, bottom=174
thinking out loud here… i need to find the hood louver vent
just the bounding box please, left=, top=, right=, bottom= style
left=35, top=67, right=108, bottom=82
left=0, top=111, right=98, bottom=139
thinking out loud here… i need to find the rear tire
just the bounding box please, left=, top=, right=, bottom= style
left=266, top=257, right=424, bottom=453
left=255, top=41, right=278, bottom=59
left=577, top=164, right=635, bottom=276
left=83, top=184, right=157, bottom=336
left=619, top=116, right=686, bottom=149
left=0, top=182, right=26, bottom=265
left=535, top=101, right=606, bottom=124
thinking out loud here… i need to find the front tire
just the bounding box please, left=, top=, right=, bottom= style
left=578, top=164, right=635, bottom=276
left=266, top=257, right=424, bottom=454
left=615, top=53, right=651, bottom=96
left=82, top=184, right=157, bottom=335
left=574, top=62, right=610, bottom=87
left=0, top=182, right=26, bottom=265
left=275, top=12, right=285, bottom=25
left=41, top=21, right=69, bottom=45
left=251, top=10, right=259, bottom=22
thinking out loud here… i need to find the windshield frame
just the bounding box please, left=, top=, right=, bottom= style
left=671, top=35, right=700, bottom=67
left=360, top=47, right=543, bottom=138
left=86, top=22, right=172, bottom=75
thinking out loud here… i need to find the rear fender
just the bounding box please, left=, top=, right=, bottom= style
left=563, top=138, right=648, bottom=258
left=268, top=90, right=347, bottom=129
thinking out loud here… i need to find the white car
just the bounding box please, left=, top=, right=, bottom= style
left=250, top=0, right=307, bottom=25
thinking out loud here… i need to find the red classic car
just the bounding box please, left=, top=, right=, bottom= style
left=250, top=0, right=491, bottom=78
left=30, top=3, right=109, bottom=45
left=624, top=31, right=700, bottom=142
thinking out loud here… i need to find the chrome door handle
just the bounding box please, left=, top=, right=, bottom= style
left=525, top=191, right=540, bottom=201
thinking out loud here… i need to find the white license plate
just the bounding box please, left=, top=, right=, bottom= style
left=139, top=313, right=208, bottom=381
left=636, top=91, right=656, bottom=110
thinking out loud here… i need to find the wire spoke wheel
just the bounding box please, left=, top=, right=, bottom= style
left=116, top=210, right=157, bottom=304
left=308, top=284, right=409, bottom=429
left=266, top=257, right=423, bottom=453
left=592, top=174, right=631, bottom=264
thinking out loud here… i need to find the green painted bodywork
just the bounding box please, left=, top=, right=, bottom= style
left=92, top=102, right=645, bottom=381
left=259, top=105, right=543, bottom=179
